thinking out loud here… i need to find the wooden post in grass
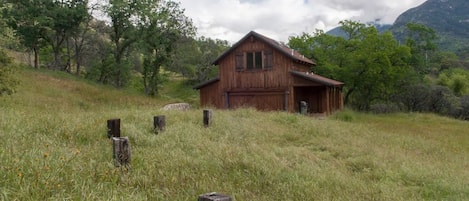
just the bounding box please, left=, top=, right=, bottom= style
left=107, top=119, right=120, bottom=138
left=198, top=192, right=232, bottom=201
left=112, top=137, right=131, bottom=167
left=203, top=109, right=212, bottom=127
left=153, top=115, right=166, bottom=134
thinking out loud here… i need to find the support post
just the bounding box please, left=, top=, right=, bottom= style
left=203, top=109, right=212, bottom=127
left=153, top=115, right=166, bottom=134
left=107, top=119, right=120, bottom=138
left=198, top=192, right=232, bottom=201
left=284, top=91, right=289, bottom=111
left=112, top=137, right=131, bottom=167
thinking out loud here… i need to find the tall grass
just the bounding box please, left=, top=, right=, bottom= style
left=1, top=68, right=468, bottom=200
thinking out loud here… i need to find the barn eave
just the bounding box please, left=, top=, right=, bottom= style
left=290, top=70, right=344, bottom=87
left=193, top=77, right=220, bottom=90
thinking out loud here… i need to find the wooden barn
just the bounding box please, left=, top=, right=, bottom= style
left=194, top=31, right=344, bottom=115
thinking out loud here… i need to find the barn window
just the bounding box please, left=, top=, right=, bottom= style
left=235, top=52, right=244, bottom=71
left=246, top=51, right=262, bottom=70
left=246, top=52, right=254, bottom=69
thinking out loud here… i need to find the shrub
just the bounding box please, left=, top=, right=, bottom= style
left=332, top=109, right=355, bottom=122
left=0, top=49, right=18, bottom=95
left=369, top=103, right=400, bottom=114
left=394, top=84, right=431, bottom=112
left=394, top=84, right=459, bottom=116
left=427, top=85, right=459, bottom=115
left=457, top=96, right=469, bottom=120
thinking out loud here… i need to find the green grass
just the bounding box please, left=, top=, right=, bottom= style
left=1, top=68, right=468, bottom=200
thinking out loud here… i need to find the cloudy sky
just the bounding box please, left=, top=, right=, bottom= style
left=176, top=0, right=427, bottom=43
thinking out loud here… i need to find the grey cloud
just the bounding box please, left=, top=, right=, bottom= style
left=177, top=0, right=427, bottom=43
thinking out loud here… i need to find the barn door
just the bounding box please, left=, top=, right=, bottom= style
left=227, top=91, right=286, bottom=111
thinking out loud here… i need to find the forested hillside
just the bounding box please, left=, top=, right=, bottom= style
left=391, top=0, right=469, bottom=53
left=0, top=0, right=228, bottom=96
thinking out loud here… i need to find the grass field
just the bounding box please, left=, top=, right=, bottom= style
left=0, top=68, right=468, bottom=200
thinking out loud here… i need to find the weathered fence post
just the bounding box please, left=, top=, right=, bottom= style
left=198, top=192, right=232, bottom=201
left=112, top=137, right=131, bottom=167
left=203, top=109, right=212, bottom=127
left=153, top=115, right=166, bottom=134
left=107, top=119, right=120, bottom=138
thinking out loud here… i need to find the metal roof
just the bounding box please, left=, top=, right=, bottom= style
left=192, top=77, right=220, bottom=89
left=212, top=31, right=315, bottom=66
left=290, top=70, right=344, bottom=86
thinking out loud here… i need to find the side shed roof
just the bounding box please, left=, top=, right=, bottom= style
left=193, top=77, right=220, bottom=89
left=290, top=70, right=344, bottom=86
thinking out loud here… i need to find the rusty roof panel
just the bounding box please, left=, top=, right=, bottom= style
left=290, top=70, right=344, bottom=86
left=213, top=31, right=315, bottom=66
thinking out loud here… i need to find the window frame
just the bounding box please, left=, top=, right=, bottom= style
left=235, top=49, right=274, bottom=71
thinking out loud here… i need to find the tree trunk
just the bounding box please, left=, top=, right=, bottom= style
left=65, top=38, right=72, bottom=73
left=344, top=88, right=354, bottom=106
left=33, top=47, right=39, bottom=69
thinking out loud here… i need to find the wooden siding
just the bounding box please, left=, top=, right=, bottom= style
left=228, top=91, right=286, bottom=111
left=218, top=37, right=311, bottom=91
left=199, top=82, right=222, bottom=108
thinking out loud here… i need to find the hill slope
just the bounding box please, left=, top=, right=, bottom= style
left=1, top=68, right=468, bottom=200
left=391, top=0, right=469, bottom=52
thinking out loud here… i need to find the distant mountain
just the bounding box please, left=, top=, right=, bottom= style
left=326, top=23, right=392, bottom=38
left=326, top=0, right=469, bottom=54
left=390, top=0, right=469, bottom=52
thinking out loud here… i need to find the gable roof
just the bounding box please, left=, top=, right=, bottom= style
left=290, top=70, right=344, bottom=86
left=212, top=31, right=315, bottom=66
left=193, top=77, right=219, bottom=89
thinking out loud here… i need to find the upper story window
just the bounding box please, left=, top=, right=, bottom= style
left=246, top=52, right=262, bottom=70
left=235, top=50, right=273, bottom=71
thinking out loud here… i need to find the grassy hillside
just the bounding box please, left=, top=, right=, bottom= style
left=1, top=68, right=468, bottom=200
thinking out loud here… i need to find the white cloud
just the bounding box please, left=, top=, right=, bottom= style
left=176, top=0, right=427, bottom=43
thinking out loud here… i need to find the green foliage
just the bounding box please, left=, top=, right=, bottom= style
left=4, top=0, right=50, bottom=68
left=4, top=0, right=89, bottom=69
left=159, top=79, right=199, bottom=106
left=405, top=23, right=439, bottom=75
left=139, top=0, right=195, bottom=95
left=0, top=49, right=18, bottom=95
left=394, top=84, right=460, bottom=115
left=170, top=36, right=229, bottom=82
left=105, top=0, right=140, bottom=87
left=289, top=20, right=413, bottom=110
left=43, top=0, right=89, bottom=70
left=438, top=68, right=469, bottom=96
left=459, top=96, right=469, bottom=120
left=85, top=54, right=116, bottom=85
left=331, top=108, right=356, bottom=122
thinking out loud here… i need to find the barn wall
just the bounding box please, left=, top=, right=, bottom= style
left=327, top=86, right=344, bottom=113
left=199, top=82, right=222, bottom=108
left=218, top=37, right=312, bottom=91
left=228, top=91, right=286, bottom=111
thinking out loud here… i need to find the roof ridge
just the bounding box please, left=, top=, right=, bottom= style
left=212, top=31, right=315, bottom=65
